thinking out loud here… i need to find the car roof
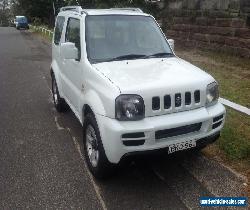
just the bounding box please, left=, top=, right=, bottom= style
left=58, top=8, right=150, bottom=17
left=84, top=9, right=148, bottom=16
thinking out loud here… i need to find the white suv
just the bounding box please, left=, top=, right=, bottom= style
left=51, top=6, right=226, bottom=178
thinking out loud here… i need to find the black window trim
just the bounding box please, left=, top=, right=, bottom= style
left=54, top=16, right=65, bottom=45
left=65, top=16, right=81, bottom=61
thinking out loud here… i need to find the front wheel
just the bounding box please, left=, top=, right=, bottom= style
left=83, top=113, right=114, bottom=179
left=51, top=75, right=68, bottom=112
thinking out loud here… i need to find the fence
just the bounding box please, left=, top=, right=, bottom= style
left=29, top=25, right=54, bottom=38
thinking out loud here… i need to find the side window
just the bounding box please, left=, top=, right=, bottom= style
left=54, top=16, right=65, bottom=45
left=65, top=18, right=81, bottom=60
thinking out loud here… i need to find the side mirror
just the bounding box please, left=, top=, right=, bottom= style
left=61, top=42, right=78, bottom=60
left=168, top=39, right=175, bottom=51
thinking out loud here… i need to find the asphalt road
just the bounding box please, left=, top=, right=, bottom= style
left=0, top=27, right=247, bottom=210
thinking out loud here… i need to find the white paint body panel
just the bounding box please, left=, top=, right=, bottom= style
left=51, top=9, right=226, bottom=164
left=97, top=103, right=225, bottom=163
left=93, top=57, right=215, bottom=117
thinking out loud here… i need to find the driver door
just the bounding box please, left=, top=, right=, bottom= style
left=61, top=17, right=82, bottom=115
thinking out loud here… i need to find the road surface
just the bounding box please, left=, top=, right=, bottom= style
left=0, top=27, right=246, bottom=209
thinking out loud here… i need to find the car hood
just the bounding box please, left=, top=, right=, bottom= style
left=92, top=57, right=214, bottom=94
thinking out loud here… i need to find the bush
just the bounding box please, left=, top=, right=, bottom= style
left=32, top=17, right=42, bottom=26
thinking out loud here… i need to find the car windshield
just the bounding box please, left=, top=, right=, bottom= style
left=86, top=15, right=174, bottom=63
left=16, top=16, right=27, bottom=23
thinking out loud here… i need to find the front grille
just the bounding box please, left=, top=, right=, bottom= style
left=151, top=90, right=201, bottom=112
left=155, top=123, right=202, bottom=140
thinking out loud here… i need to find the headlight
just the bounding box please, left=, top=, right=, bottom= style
left=206, top=82, right=219, bottom=106
left=115, top=95, right=145, bottom=121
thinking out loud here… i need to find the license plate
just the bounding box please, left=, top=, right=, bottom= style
left=168, top=140, right=196, bottom=154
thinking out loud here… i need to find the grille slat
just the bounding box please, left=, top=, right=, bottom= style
left=212, top=121, right=222, bottom=129
left=175, top=93, right=182, bottom=107
left=122, top=132, right=145, bottom=139
left=185, top=92, right=191, bottom=105
left=164, top=95, right=171, bottom=109
left=152, top=96, right=160, bottom=110
left=194, top=90, right=200, bottom=103
left=213, top=115, right=223, bottom=123
left=123, top=140, right=145, bottom=146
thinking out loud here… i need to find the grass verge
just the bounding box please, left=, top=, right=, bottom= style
left=29, top=25, right=53, bottom=42
left=176, top=48, right=250, bottom=108
left=204, top=108, right=250, bottom=174
left=176, top=47, right=249, bottom=180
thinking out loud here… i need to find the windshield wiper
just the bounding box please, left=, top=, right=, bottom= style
left=147, top=52, right=175, bottom=58
left=92, top=53, right=174, bottom=64
left=106, top=54, right=147, bottom=62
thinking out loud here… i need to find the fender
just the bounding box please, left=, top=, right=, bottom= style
left=80, top=89, right=107, bottom=125
left=51, top=60, right=63, bottom=97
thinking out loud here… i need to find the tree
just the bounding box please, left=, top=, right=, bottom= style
left=10, top=0, right=59, bottom=26
left=9, top=0, right=159, bottom=27
left=0, top=0, right=10, bottom=25
left=0, top=0, right=9, bottom=10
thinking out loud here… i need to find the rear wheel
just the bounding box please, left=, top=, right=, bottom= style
left=83, top=113, right=114, bottom=179
left=51, top=74, right=68, bottom=112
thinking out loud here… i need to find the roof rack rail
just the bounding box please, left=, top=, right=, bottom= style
left=60, top=6, right=82, bottom=13
left=110, top=8, right=143, bottom=13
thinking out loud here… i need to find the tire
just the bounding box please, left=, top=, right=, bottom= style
left=51, top=74, right=68, bottom=112
left=83, top=113, right=114, bottom=179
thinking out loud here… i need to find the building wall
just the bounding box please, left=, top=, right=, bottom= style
left=161, top=0, right=250, bottom=57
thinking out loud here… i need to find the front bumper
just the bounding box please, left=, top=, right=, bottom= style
left=96, top=102, right=226, bottom=163
left=16, top=23, right=28, bottom=28
left=119, top=131, right=220, bottom=162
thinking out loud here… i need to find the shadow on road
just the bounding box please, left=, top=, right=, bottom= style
left=55, top=108, right=212, bottom=210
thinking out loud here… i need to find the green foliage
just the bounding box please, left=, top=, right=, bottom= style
left=32, top=17, right=42, bottom=26
left=101, top=0, right=159, bottom=17
left=10, top=0, right=160, bottom=27
left=10, top=0, right=56, bottom=25
left=64, top=0, right=160, bottom=17
left=0, top=0, right=11, bottom=25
